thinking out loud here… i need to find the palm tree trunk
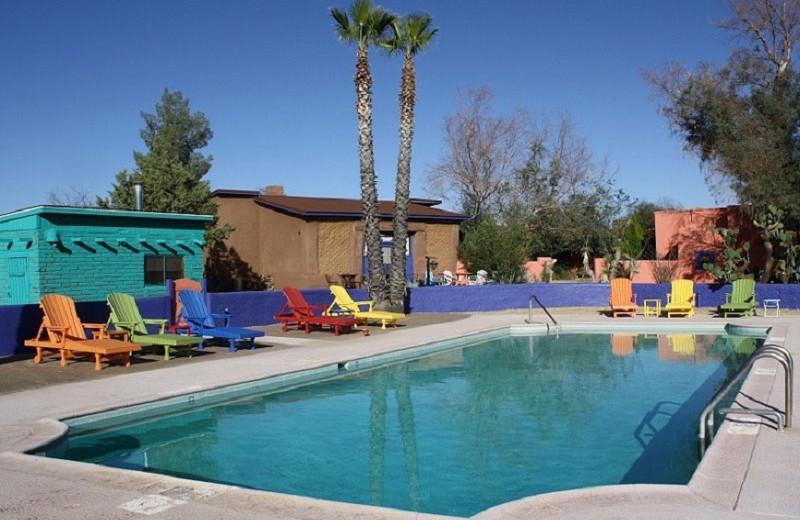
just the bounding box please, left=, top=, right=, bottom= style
left=368, top=370, right=387, bottom=505
left=355, top=46, right=387, bottom=303
left=389, top=55, right=415, bottom=309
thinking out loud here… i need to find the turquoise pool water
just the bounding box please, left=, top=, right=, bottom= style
left=48, top=332, right=756, bottom=517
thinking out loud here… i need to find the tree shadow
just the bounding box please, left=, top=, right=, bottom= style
left=205, top=240, right=272, bottom=292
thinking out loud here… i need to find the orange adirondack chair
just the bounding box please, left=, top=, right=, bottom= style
left=609, top=278, right=637, bottom=317
left=610, top=334, right=636, bottom=356
left=24, top=294, right=141, bottom=370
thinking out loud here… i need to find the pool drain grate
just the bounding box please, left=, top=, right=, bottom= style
left=118, top=494, right=186, bottom=515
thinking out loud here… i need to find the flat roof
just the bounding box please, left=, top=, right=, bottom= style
left=0, top=205, right=214, bottom=224
left=212, top=188, right=467, bottom=221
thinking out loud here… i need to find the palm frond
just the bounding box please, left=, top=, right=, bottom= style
left=332, top=0, right=394, bottom=47
left=330, top=7, right=357, bottom=43
left=350, top=0, right=373, bottom=26
left=382, top=12, right=437, bottom=56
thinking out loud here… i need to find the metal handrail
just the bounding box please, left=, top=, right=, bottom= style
left=525, top=294, right=558, bottom=329
left=758, top=345, right=794, bottom=429
left=699, top=344, right=793, bottom=457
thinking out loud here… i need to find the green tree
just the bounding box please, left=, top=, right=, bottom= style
left=508, top=115, right=631, bottom=267
left=627, top=199, right=680, bottom=259
left=620, top=215, right=645, bottom=260
left=98, top=88, right=215, bottom=216
left=382, top=13, right=437, bottom=309
left=458, top=215, right=527, bottom=284
left=331, top=0, right=394, bottom=305
left=646, top=0, right=800, bottom=228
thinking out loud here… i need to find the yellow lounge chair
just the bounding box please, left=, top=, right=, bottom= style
left=668, top=334, right=696, bottom=355
left=327, top=285, right=405, bottom=329
left=665, top=280, right=696, bottom=318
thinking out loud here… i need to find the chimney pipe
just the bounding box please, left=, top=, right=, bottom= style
left=134, top=183, right=143, bottom=211
left=264, top=185, right=285, bottom=196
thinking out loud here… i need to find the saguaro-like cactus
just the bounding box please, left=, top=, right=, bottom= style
left=774, top=228, right=800, bottom=283
left=753, top=205, right=784, bottom=282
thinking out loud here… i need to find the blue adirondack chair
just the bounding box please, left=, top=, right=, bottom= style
left=178, top=290, right=264, bottom=352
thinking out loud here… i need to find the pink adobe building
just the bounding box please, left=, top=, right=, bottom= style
left=654, top=206, right=765, bottom=282
left=591, top=205, right=765, bottom=283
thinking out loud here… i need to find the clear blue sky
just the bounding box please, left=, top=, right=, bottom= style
left=0, top=0, right=733, bottom=215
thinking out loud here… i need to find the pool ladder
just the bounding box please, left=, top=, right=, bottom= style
left=699, top=344, right=793, bottom=457
left=525, top=294, right=559, bottom=333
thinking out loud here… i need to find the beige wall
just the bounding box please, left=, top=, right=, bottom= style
left=318, top=220, right=360, bottom=276
left=424, top=223, right=459, bottom=276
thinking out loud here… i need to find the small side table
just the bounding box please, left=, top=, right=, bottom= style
left=93, top=329, right=129, bottom=342
left=643, top=299, right=661, bottom=317
left=763, top=299, right=781, bottom=317
left=166, top=324, right=191, bottom=335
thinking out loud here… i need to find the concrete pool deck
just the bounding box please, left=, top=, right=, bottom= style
left=0, top=310, right=798, bottom=519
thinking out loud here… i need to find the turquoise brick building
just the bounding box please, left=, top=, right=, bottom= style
left=0, top=206, right=212, bottom=305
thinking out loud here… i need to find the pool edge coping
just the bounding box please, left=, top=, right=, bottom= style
left=0, top=315, right=789, bottom=519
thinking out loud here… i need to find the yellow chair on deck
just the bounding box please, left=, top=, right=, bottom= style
left=665, top=280, right=696, bottom=318
left=327, top=285, right=405, bottom=329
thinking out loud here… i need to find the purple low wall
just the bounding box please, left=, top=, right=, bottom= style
left=2, top=283, right=799, bottom=357
left=206, top=289, right=370, bottom=328
left=632, top=283, right=800, bottom=309
left=407, top=283, right=609, bottom=312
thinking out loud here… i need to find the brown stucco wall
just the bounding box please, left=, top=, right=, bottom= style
left=213, top=197, right=262, bottom=273
left=213, top=195, right=463, bottom=290
left=257, top=208, right=320, bottom=288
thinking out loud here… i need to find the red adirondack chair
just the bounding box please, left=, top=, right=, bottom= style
left=274, top=288, right=364, bottom=336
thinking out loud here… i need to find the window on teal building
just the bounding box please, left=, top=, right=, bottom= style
left=145, top=256, right=184, bottom=285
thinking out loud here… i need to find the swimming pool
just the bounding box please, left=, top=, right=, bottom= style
left=46, top=331, right=758, bottom=517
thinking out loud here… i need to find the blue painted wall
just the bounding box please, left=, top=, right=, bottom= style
left=3, top=283, right=799, bottom=357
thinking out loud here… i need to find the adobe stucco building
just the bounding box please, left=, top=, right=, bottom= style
left=592, top=205, right=767, bottom=283
left=211, top=187, right=467, bottom=289
left=654, top=206, right=765, bottom=282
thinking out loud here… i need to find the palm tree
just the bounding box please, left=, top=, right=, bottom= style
left=331, top=0, right=394, bottom=304
left=383, top=14, right=437, bottom=309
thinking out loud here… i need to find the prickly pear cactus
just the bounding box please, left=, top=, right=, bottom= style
left=704, top=226, right=750, bottom=282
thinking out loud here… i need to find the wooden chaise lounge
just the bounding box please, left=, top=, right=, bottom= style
left=24, top=294, right=141, bottom=370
